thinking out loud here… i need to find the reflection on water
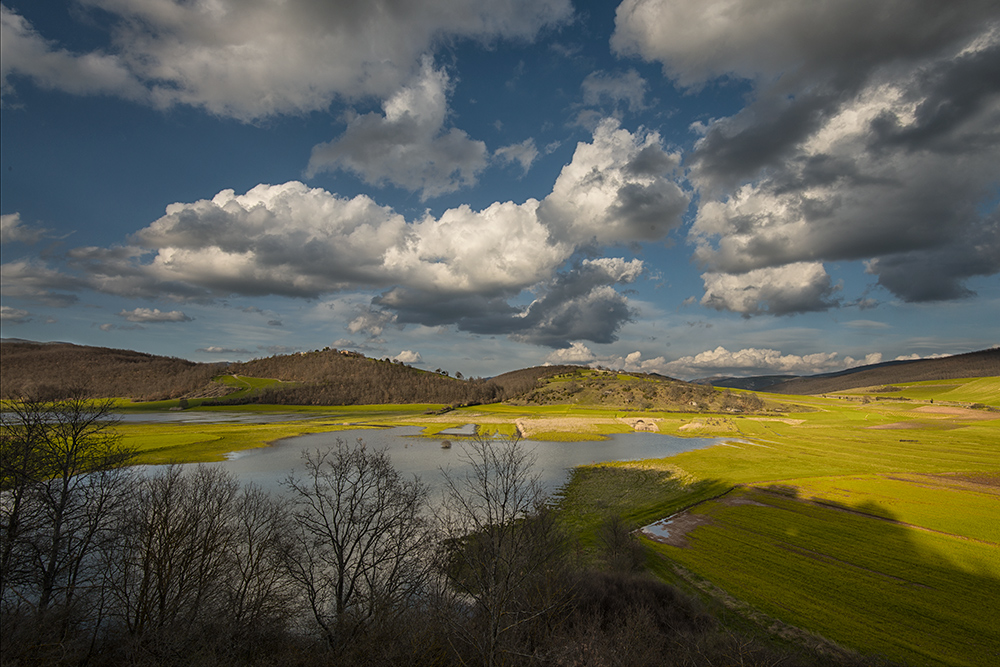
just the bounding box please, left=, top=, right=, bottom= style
left=163, top=426, right=733, bottom=497
left=642, top=517, right=675, bottom=539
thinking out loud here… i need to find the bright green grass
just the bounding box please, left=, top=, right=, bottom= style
left=555, top=382, right=999, bottom=666
left=210, top=374, right=294, bottom=400
left=780, top=473, right=1000, bottom=544
left=554, top=461, right=730, bottom=550
left=119, top=421, right=352, bottom=464
left=101, top=379, right=1000, bottom=664
left=529, top=431, right=607, bottom=442
left=837, top=376, right=1000, bottom=406
left=655, top=488, right=1000, bottom=667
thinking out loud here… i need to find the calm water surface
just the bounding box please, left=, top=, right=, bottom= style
left=167, top=426, right=734, bottom=497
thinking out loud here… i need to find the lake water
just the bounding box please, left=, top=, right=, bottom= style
left=118, top=411, right=326, bottom=424
left=167, top=425, right=733, bottom=498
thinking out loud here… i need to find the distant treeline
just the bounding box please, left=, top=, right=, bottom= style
left=0, top=341, right=223, bottom=401
left=0, top=340, right=579, bottom=406
left=210, top=352, right=580, bottom=406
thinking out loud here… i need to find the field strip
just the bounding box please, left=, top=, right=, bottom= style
left=640, top=483, right=1000, bottom=552
left=665, top=562, right=863, bottom=664
left=751, top=487, right=1000, bottom=548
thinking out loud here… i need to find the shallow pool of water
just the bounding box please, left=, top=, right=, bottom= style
left=163, top=427, right=734, bottom=497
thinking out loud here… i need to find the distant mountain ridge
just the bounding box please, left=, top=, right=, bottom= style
left=0, top=339, right=574, bottom=405
left=697, top=348, right=999, bottom=395
left=3, top=339, right=996, bottom=404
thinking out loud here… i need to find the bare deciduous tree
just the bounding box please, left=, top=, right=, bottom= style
left=1, top=394, right=135, bottom=614
left=282, top=439, right=433, bottom=648
left=438, top=435, right=571, bottom=667
left=111, top=465, right=237, bottom=636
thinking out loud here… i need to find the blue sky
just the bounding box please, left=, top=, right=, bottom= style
left=2, top=0, right=998, bottom=380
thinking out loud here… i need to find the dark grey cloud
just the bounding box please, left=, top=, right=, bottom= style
left=611, top=180, right=689, bottom=234
left=625, top=144, right=678, bottom=176
left=869, top=43, right=1000, bottom=153
left=613, top=0, right=996, bottom=90
left=632, top=0, right=1000, bottom=314
left=0, top=259, right=82, bottom=307
left=688, top=90, right=840, bottom=193
left=867, top=209, right=1000, bottom=302
left=374, top=258, right=643, bottom=347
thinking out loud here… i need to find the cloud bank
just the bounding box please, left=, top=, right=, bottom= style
left=2, top=0, right=572, bottom=120
left=615, top=0, right=1000, bottom=313
left=5, top=120, right=688, bottom=348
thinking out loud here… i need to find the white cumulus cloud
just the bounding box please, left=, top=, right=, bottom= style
left=545, top=342, right=596, bottom=364
left=700, top=263, right=841, bottom=316
left=307, top=60, right=489, bottom=199
left=661, top=346, right=883, bottom=379
left=1, top=213, right=47, bottom=244
left=119, top=307, right=192, bottom=323
left=393, top=350, right=422, bottom=364
left=2, top=0, right=572, bottom=120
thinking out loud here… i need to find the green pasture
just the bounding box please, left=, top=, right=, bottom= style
left=120, top=421, right=350, bottom=464
left=656, top=488, right=999, bottom=666
left=836, top=377, right=1000, bottom=406
left=555, top=379, right=999, bottom=666
left=212, top=374, right=295, bottom=399
left=13, top=378, right=995, bottom=664
left=783, top=473, right=1000, bottom=544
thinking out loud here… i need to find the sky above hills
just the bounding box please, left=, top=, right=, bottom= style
left=2, top=0, right=998, bottom=379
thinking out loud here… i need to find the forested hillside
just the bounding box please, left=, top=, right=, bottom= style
left=0, top=340, right=222, bottom=401
left=215, top=349, right=552, bottom=406
left=0, top=340, right=578, bottom=406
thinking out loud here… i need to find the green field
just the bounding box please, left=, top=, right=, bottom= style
left=553, top=379, right=1000, bottom=666
left=661, top=487, right=999, bottom=666
left=835, top=377, right=1000, bottom=406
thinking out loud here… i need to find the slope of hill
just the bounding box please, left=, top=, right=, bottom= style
left=692, top=375, right=798, bottom=391
left=505, top=367, right=768, bottom=413
left=0, top=340, right=223, bottom=401
left=216, top=349, right=508, bottom=406
left=767, top=348, right=1000, bottom=395
left=6, top=338, right=994, bottom=408
left=0, top=340, right=572, bottom=406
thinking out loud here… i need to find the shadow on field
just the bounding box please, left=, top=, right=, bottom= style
left=658, top=485, right=1000, bottom=666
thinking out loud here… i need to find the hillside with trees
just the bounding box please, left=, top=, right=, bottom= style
left=0, top=340, right=580, bottom=407
left=218, top=349, right=508, bottom=406
left=0, top=340, right=223, bottom=401
left=5, top=338, right=994, bottom=410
